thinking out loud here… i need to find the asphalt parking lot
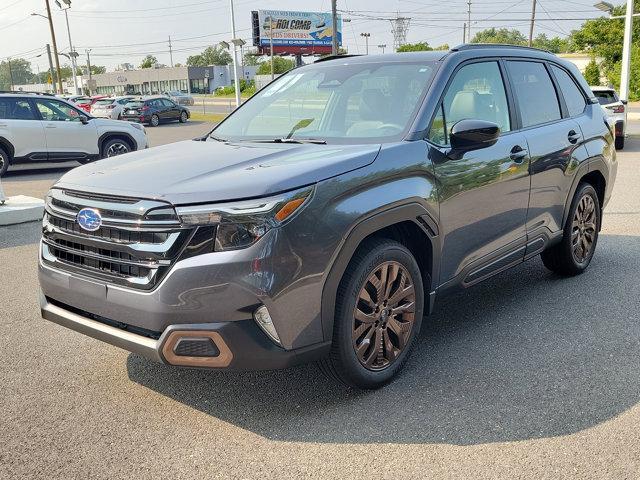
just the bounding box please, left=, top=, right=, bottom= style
left=1, top=122, right=639, bottom=478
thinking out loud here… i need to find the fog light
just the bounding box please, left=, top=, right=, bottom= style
left=254, top=305, right=281, bottom=345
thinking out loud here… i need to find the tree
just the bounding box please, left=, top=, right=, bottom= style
left=256, top=56, right=295, bottom=75
left=471, top=28, right=527, bottom=45
left=243, top=53, right=260, bottom=66
left=186, top=46, right=232, bottom=66
left=584, top=59, right=601, bottom=86
left=81, top=65, right=106, bottom=75
left=0, top=58, right=33, bottom=89
left=532, top=33, right=569, bottom=54
left=140, top=55, right=158, bottom=69
left=397, top=42, right=432, bottom=52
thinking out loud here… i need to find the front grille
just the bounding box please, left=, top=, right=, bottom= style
left=41, top=188, right=193, bottom=290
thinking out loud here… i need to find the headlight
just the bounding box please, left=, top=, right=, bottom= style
left=176, top=186, right=313, bottom=251
left=129, top=122, right=144, bottom=132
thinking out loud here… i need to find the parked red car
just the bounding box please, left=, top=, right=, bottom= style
left=74, top=95, right=108, bottom=114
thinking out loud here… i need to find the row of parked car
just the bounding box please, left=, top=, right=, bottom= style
left=61, top=91, right=194, bottom=126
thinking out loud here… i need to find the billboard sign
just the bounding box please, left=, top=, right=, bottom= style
left=256, top=10, right=342, bottom=49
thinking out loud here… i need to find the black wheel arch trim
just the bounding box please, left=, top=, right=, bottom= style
left=0, top=136, right=15, bottom=162
left=98, top=132, right=137, bottom=155
left=320, top=201, right=441, bottom=342
left=561, top=156, right=609, bottom=230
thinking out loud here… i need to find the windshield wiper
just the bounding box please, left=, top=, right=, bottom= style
left=207, top=133, right=227, bottom=142
left=272, top=138, right=327, bottom=144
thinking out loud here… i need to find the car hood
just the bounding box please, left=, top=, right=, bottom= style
left=55, top=139, right=381, bottom=205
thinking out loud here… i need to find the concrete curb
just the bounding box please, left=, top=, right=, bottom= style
left=0, top=195, right=44, bottom=226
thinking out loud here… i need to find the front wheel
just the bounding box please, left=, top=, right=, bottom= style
left=101, top=138, right=132, bottom=159
left=0, top=146, right=10, bottom=177
left=541, top=183, right=601, bottom=276
left=179, top=111, right=188, bottom=123
left=319, top=238, right=424, bottom=389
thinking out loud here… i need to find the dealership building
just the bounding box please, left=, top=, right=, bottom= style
left=82, top=65, right=257, bottom=95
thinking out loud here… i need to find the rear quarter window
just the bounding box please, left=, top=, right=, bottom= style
left=551, top=65, right=587, bottom=117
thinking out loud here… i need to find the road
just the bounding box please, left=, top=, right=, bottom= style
left=1, top=126, right=640, bottom=478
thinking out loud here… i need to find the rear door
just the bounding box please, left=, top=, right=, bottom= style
left=160, top=99, right=179, bottom=119
left=0, top=97, right=47, bottom=160
left=428, top=60, right=531, bottom=287
left=33, top=98, right=99, bottom=161
left=504, top=60, right=589, bottom=239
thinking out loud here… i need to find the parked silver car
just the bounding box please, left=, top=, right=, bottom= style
left=163, top=90, right=194, bottom=106
left=591, top=86, right=627, bottom=150
left=90, top=96, right=136, bottom=120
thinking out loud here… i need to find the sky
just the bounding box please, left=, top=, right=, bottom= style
left=0, top=0, right=621, bottom=73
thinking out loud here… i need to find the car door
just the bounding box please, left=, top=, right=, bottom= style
left=33, top=98, right=99, bottom=161
left=161, top=99, right=180, bottom=120
left=427, top=60, right=531, bottom=287
left=0, top=97, right=47, bottom=160
left=504, top=60, right=589, bottom=237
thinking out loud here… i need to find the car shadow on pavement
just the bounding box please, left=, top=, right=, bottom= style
left=127, top=233, right=640, bottom=446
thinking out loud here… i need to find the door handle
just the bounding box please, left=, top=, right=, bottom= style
left=509, top=145, right=528, bottom=163
left=45, top=124, right=57, bottom=129
left=568, top=130, right=581, bottom=144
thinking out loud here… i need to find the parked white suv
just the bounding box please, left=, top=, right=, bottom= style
left=0, top=93, right=148, bottom=176
left=90, top=96, right=136, bottom=119
left=591, top=86, right=627, bottom=150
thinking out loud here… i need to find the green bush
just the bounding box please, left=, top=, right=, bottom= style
left=584, top=60, right=601, bottom=86
left=214, top=79, right=256, bottom=97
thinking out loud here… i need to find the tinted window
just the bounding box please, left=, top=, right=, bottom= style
left=593, top=90, right=618, bottom=105
left=438, top=61, right=511, bottom=143
left=551, top=65, right=586, bottom=117
left=0, top=98, right=36, bottom=120
left=161, top=99, right=175, bottom=107
left=507, top=61, right=561, bottom=127
left=35, top=99, right=82, bottom=121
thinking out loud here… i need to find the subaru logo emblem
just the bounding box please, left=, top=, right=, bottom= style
left=77, top=208, right=102, bottom=231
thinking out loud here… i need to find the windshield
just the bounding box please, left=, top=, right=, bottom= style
left=95, top=99, right=115, bottom=105
left=213, top=60, right=436, bottom=143
left=125, top=101, right=144, bottom=108
left=593, top=90, right=618, bottom=105
left=168, top=91, right=184, bottom=96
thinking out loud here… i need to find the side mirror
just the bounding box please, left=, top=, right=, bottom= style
left=79, top=115, right=89, bottom=125
left=621, top=99, right=628, bottom=105
left=449, top=119, right=500, bottom=157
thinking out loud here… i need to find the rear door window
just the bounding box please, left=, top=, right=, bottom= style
left=0, top=98, right=36, bottom=120
left=506, top=61, right=561, bottom=128
left=551, top=65, right=587, bottom=117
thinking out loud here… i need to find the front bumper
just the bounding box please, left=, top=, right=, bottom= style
left=40, top=292, right=330, bottom=370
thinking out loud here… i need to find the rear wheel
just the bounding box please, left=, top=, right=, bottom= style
left=179, top=111, right=188, bottom=123
left=319, top=239, right=424, bottom=389
left=0, top=146, right=9, bottom=177
left=101, top=137, right=132, bottom=159
left=541, top=183, right=600, bottom=276
left=149, top=114, right=160, bottom=127
left=615, top=135, right=625, bottom=150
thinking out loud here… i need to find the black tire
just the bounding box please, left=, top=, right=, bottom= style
left=149, top=114, right=160, bottom=127
left=318, top=238, right=424, bottom=389
left=615, top=135, right=624, bottom=150
left=0, top=146, right=9, bottom=177
left=179, top=110, right=188, bottom=123
left=541, top=183, right=601, bottom=276
left=100, top=137, right=132, bottom=159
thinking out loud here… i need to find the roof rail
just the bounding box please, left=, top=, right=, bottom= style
left=314, top=54, right=362, bottom=63
left=0, top=90, right=56, bottom=96
left=451, top=43, right=551, bottom=54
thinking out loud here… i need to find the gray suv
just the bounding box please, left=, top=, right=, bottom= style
left=39, top=45, right=617, bottom=389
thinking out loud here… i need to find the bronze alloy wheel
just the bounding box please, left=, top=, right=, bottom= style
left=352, top=261, right=416, bottom=371
left=571, top=193, right=597, bottom=263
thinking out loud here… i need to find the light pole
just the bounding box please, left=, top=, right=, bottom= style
left=32, top=7, right=63, bottom=94
left=360, top=33, right=371, bottom=55
left=378, top=44, right=386, bottom=54
left=220, top=38, right=246, bottom=100
left=58, top=0, right=80, bottom=95
left=331, top=0, right=339, bottom=55
left=594, top=1, right=638, bottom=102
left=228, top=0, right=241, bottom=107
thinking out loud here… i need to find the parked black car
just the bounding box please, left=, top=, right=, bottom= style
left=39, top=45, right=617, bottom=389
left=121, top=96, right=190, bottom=126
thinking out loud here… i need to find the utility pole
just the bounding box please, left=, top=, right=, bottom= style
left=61, top=5, right=79, bottom=95
left=168, top=36, right=174, bottom=67
left=46, top=44, right=55, bottom=92
left=44, top=0, right=63, bottom=94
left=360, top=32, right=370, bottom=54
left=7, top=59, right=14, bottom=91
left=228, top=0, right=241, bottom=107
left=467, top=1, right=472, bottom=42
left=528, top=0, right=537, bottom=47
left=378, top=44, right=386, bottom=54
left=619, top=0, right=634, bottom=101
left=85, top=49, right=92, bottom=94
left=331, top=0, right=339, bottom=55
left=269, top=17, right=274, bottom=80
left=463, top=22, right=466, bottom=43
